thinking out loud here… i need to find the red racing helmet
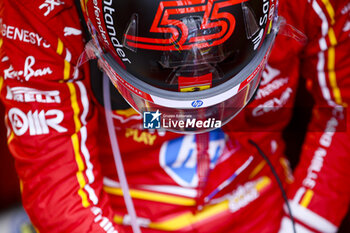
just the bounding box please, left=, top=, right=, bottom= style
left=81, top=0, right=280, bottom=133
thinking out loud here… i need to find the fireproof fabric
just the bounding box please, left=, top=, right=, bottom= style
left=0, top=0, right=350, bottom=233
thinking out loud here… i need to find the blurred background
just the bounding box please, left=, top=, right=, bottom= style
left=0, top=81, right=349, bottom=232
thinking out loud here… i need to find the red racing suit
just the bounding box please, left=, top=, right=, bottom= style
left=1, top=0, right=350, bottom=232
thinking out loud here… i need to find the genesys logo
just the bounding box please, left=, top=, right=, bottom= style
left=8, top=108, right=67, bottom=136
left=1, top=24, right=51, bottom=48
left=3, top=56, right=53, bottom=81
left=6, top=86, right=61, bottom=103
left=125, top=0, right=246, bottom=51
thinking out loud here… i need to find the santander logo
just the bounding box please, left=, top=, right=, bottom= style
left=3, top=56, right=53, bottom=81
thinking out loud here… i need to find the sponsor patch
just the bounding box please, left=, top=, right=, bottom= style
left=3, top=56, right=53, bottom=81
left=159, top=129, right=226, bottom=187
left=8, top=108, right=67, bottom=136
left=6, top=86, right=61, bottom=103
left=1, top=24, right=51, bottom=48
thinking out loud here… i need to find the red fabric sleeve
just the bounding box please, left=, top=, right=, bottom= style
left=279, top=0, right=350, bottom=232
left=0, top=1, right=122, bottom=232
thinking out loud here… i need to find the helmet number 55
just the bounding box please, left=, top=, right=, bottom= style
left=125, top=0, right=246, bottom=51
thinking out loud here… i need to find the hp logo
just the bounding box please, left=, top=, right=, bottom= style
left=191, top=100, right=204, bottom=108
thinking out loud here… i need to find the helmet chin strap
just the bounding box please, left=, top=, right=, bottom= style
left=103, top=73, right=142, bottom=233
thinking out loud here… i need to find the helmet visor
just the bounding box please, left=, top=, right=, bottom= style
left=92, top=22, right=277, bottom=133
